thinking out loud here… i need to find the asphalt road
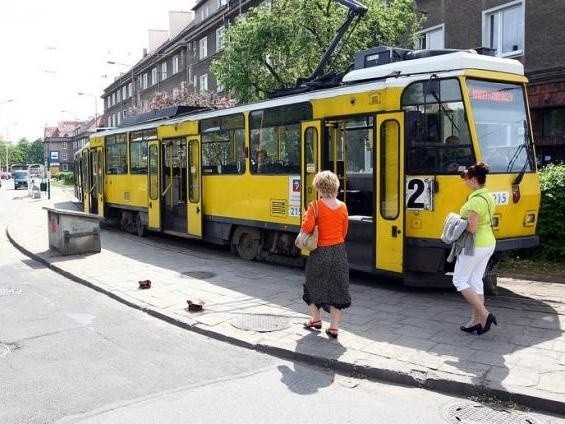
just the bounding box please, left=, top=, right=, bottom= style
left=1, top=181, right=563, bottom=424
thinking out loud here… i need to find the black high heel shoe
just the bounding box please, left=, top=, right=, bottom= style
left=460, top=323, right=482, bottom=334
left=477, top=313, right=497, bottom=335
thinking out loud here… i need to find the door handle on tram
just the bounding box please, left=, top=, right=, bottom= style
left=149, top=201, right=152, bottom=208
left=392, top=226, right=401, bottom=237
left=196, top=206, right=200, bottom=214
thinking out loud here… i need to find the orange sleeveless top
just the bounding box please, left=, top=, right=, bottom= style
left=300, top=200, right=348, bottom=247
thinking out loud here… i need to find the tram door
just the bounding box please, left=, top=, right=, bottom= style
left=147, top=140, right=161, bottom=231
left=81, top=150, right=91, bottom=213
left=375, top=113, right=405, bottom=273
left=161, top=138, right=188, bottom=234
left=300, top=121, right=322, bottom=212
left=187, top=136, right=202, bottom=237
left=87, top=149, right=97, bottom=215
left=324, top=117, right=375, bottom=272
left=93, top=147, right=104, bottom=217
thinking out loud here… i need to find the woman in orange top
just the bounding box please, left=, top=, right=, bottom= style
left=302, top=170, right=350, bottom=338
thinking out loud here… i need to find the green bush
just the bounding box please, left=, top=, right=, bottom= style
left=56, top=171, right=74, bottom=185
left=537, top=164, right=565, bottom=261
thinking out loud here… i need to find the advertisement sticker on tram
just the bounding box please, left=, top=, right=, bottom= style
left=289, top=176, right=301, bottom=216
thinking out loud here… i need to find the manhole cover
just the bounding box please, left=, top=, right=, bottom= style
left=0, top=288, right=22, bottom=297
left=442, top=401, right=542, bottom=424
left=232, top=314, right=290, bottom=332
left=181, top=271, right=216, bottom=280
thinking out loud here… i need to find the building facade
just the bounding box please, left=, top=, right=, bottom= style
left=43, top=118, right=98, bottom=172
left=415, top=0, right=565, bottom=165
left=102, top=0, right=264, bottom=128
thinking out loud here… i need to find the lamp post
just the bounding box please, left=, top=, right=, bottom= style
left=107, top=61, right=136, bottom=107
left=77, top=92, right=98, bottom=128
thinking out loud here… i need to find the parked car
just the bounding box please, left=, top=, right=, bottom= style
left=13, top=170, right=28, bottom=190
left=0, top=171, right=11, bottom=180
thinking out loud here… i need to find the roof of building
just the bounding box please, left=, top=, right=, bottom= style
left=44, top=121, right=82, bottom=138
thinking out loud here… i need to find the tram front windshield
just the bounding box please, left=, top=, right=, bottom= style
left=467, top=79, right=534, bottom=173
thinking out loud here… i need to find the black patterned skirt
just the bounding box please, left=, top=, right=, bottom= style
left=303, top=243, right=351, bottom=310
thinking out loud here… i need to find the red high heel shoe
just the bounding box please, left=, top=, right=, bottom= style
left=325, top=328, right=339, bottom=338
left=304, top=319, right=322, bottom=330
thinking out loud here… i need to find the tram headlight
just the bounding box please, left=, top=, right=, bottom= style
left=491, top=215, right=500, bottom=229
left=524, top=212, right=536, bottom=226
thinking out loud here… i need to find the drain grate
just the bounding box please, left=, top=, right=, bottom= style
left=442, top=402, right=542, bottom=424
left=0, top=288, right=22, bottom=297
left=232, top=314, right=290, bottom=332
left=181, top=271, right=216, bottom=280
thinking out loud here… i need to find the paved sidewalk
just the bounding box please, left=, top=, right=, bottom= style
left=5, top=185, right=565, bottom=414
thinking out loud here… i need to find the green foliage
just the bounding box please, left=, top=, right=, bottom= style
left=56, top=171, right=74, bottom=185
left=537, top=164, right=565, bottom=261
left=0, top=137, right=44, bottom=168
left=212, top=0, right=422, bottom=103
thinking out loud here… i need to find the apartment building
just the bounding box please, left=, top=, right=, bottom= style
left=415, top=0, right=565, bottom=165
left=102, top=0, right=264, bottom=128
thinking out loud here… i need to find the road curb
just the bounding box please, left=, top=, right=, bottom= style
left=5, top=225, right=565, bottom=416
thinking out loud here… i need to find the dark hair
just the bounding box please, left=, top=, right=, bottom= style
left=460, top=161, right=489, bottom=184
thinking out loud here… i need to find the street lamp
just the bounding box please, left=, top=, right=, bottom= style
left=0, top=98, right=14, bottom=106
left=3, top=122, right=18, bottom=174
left=107, top=61, right=136, bottom=107
left=77, top=92, right=98, bottom=128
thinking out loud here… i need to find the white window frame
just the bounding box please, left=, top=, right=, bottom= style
left=62, top=142, right=67, bottom=149
left=161, top=62, right=168, bottom=80
left=142, top=73, right=148, bottom=89
left=172, top=55, right=179, bottom=74
left=62, top=163, right=68, bottom=171
left=482, top=1, right=524, bottom=58
left=193, top=75, right=197, bottom=88
left=218, top=0, right=228, bottom=7
left=128, top=82, right=132, bottom=97
left=415, top=24, right=445, bottom=50
left=199, top=6, right=209, bottom=22
left=122, top=86, right=127, bottom=100
left=216, top=27, right=226, bottom=52
left=199, top=74, right=208, bottom=92
left=199, top=36, right=208, bottom=59
left=62, top=152, right=68, bottom=161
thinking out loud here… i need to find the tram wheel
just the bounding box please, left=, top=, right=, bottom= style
left=136, top=214, right=146, bottom=237
left=236, top=232, right=260, bottom=260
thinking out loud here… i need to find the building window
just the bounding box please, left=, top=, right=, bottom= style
left=216, top=27, right=226, bottom=52
left=128, top=82, right=132, bottom=97
left=199, top=74, right=208, bottom=92
left=62, top=163, right=68, bottom=171
left=161, top=62, right=168, bottom=80
left=122, top=86, right=127, bottom=100
left=217, top=82, right=224, bottom=93
left=415, top=24, right=444, bottom=50
left=151, top=67, right=158, bottom=85
left=172, top=55, right=179, bottom=74
left=193, top=74, right=197, bottom=88
left=483, top=1, right=524, bottom=57
left=62, top=152, right=68, bottom=161
left=199, top=37, right=208, bottom=59
left=142, top=73, right=148, bottom=89
left=199, top=6, right=209, bottom=21
left=62, top=142, right=67, bottom=149
left=218, top=0, right=228, bottom=6
left=541, top=108, right=565, bottom=137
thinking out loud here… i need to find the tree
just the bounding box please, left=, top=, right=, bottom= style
left=211, top=0, right=422, bottom=103
left=29, top=139, right=44, bottom=164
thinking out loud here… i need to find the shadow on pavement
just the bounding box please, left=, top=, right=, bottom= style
left=55, top=222, right=563, bottom=401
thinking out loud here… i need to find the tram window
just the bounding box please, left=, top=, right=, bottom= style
left=201, top=113, right=245, bottom=175
left=202, top=128, right=245, bottom=174
left=402, top=78, right=473, bottom=174
left=130, top=130, right=153, bottom=175
left=105, top=133, right=128, bottom=174
left=380, top=120, right=400, bottom=220
left=249, top=103, right=311, bottom=175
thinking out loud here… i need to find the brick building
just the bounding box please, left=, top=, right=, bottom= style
left=415, top=0, right=565, bottom=164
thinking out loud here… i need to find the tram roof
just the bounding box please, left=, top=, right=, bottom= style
left=94, top=52, right=524, bottom=138
left=342, top=50, right=524, bottom=83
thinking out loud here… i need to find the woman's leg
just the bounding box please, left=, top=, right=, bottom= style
left=309, top=303, right=321, bottom=322
left=460, top=289, right=489, bottom=325
left=329, top=306, right=342, bottom=330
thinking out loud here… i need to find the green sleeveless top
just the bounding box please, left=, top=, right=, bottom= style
left=459, top=187, right=496, bottom=248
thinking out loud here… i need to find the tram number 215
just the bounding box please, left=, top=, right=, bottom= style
left=406, top=177, right=434, bottom=210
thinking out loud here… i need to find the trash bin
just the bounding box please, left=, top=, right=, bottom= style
left=43, top=207, right=101, bottom=255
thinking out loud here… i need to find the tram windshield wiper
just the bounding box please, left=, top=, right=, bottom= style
left=511, top=120, right=534, bottom=186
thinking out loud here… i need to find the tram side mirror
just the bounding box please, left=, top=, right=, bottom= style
left=424, top=79, right=440, bottom=99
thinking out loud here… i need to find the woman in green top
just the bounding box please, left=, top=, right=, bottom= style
left=453, top=162, right=497, bottom=335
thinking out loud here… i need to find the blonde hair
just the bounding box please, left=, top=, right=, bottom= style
left=313, top=170, right=340, bottom=197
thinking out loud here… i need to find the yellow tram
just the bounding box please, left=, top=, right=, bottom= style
left=75, top=46, right=540, bottom=289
